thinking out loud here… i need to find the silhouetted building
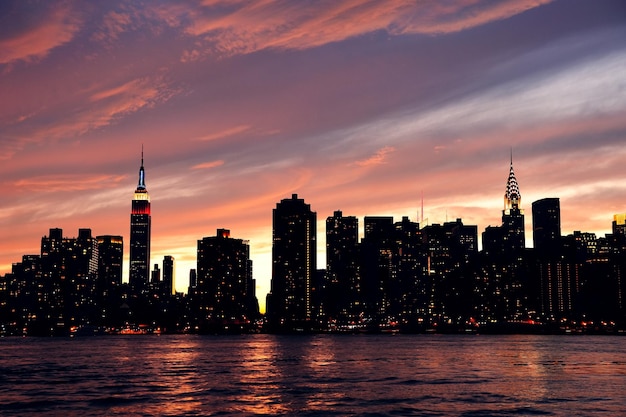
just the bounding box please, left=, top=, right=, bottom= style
left=531, top=198, right=575, bottom=319
left=480, top=156, right=531, bottom=323
left=129, top=148, right=151, bottom=294
left=163, top=255, right=175, bottom=296
left=193, top=229, right=258, bottom=332
left=360, top=216, right=394, bottom=324
left=422, top=219, right=477, bottom=325
left=532, top=198, right=561, bottom=256
left=96, top=235, right=123, bottom=326
left=325, top=210, right=360, bottom=326
left=267, top=194, right=316, bottom=331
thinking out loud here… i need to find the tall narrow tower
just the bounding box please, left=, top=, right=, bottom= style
left=129, top=147, right=151, bottom=294
left=267, top=194, right=317, bottom=331
left=502, top=152, right=525, bottom=253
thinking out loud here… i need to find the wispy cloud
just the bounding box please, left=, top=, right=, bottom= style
left=0, top=2, right=82, bottom=65
left=191, top=160, right=224, bottom=170
left=353, top=146, right=395, bottom=167
left=193, top=125, right=251, bottom=142
left=13, top=174, right=127, bottom=193
left=154, top=0, right=553, bottom=59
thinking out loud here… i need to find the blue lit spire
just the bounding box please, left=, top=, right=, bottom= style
left=137, top=145, right=146, bottom=190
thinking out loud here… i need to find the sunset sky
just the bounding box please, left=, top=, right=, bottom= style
left=1, top=0, right=625, bottom=311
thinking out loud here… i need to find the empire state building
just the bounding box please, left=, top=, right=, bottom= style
left=129, top=149, right=151, bottom=293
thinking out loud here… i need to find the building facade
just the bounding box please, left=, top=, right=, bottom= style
left=129, top=149, right=151, bottom=294
left=267, top=194, right=317, bottom=331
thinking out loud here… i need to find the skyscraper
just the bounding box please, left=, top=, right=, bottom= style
left=502, top=155, right=525, bottom=254
left=129, top=148, right=151, bottom=294
left=194, top=229, right=257, bottom=332
left=532, top=198, right=561, bottom=256
left=267, top=194, right=317, bottom=331
left=325, top=210, right=360, bottom=324
left=162, top=255, right=175, bottom=296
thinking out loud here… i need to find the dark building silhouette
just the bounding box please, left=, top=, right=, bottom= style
left=325, top=210, right=360, bottom=326
left=96, top=235, right=123, bottom=325
left=532, top=198, right=561, bottom=256
left=267, top=194, right=316, bottom=331
left=193, top=229, right=258, bottom=332
left=163, top=255, right=175, bottom=296
left=129, top=149, right=151, bottom=294
left=480, top=156, right=531, bottom=323
left=422, top=219, right=477, bottom=326
left=531, top=198, right=577, bottom=319
left=360, top=216, right=395, bottom=324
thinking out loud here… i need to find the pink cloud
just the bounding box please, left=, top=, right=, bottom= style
left=0, top=2, right=82, bottom=65
left=353, top=146, right=395, bottom=167
left=191, top=160, right=225, bottom=170
left=13, top=174, right=127, bottom=193
left=193, top=125, right=252, bottom=141
left=154, top=0, right=553, bottom=58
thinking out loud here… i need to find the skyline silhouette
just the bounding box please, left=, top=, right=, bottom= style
left=1, top=1, right=625, bottom=310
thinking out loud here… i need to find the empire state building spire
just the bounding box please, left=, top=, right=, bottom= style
left=137, top=145, right=146, bottom=190
left=504, top=151, right=521, bottom=211
left=130, top=146, right=151, bottom=293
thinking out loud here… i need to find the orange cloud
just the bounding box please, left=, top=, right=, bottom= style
left=191, top=160, right=225, bottom=170
left=0, top=3, right=82, bottom=65
left=353, top=146, right=395, bottom=167
left=193, top=125, right=252, bottom=141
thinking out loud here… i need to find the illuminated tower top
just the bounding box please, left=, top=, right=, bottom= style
left=133, top=146, right=150, bottom=206
left=504, top=152, right=521, bottom=211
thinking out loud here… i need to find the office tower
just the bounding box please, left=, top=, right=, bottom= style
left=267, top=194, right=317, bottom=331
left=360, top=216, right=394, bottom=322
left=393, top=216, right=428, bottom=327
left=531, top=198, right=572, bottom=318
left=163, top=255, right=175, bottom=296
left=502, top=155, right=525, bottom=254
left=37, top=228, right=99, bottom=334
left=532, top=198, right=561, bottom=256
left=129, top=148, right=151, bottom=294
left=325, top=210, right=360, bottom=325
left=422, top=219, right=477, bottom=324
left=195, top=229, right=257, bottom=332
left=480, top=156, right=530, bottom=322
left=96, top=235, right=123, bottom=326
left=97, top=235, right=123, bottom=289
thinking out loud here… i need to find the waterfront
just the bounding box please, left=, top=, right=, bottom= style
left=0, top=335, right=625, bottom=416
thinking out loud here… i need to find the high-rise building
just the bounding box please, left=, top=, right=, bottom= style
left=531, top=198, right=573, bottom=318
left=502, top=155, right=525, bottom=254
left=194, top=229, right=257, bottom=332
left=129, top=148, right=151, bottom=294
left=325, top=210, right=360, bottom=324
left=532, top=198, right=561, bottom=256
left=162, top=255, right=175, bottom=296
left=96, top=235, right=123, bottom=290
left=96, top=235, right=123, bottom=326
left=360, top=216, right=395, bottom=321
left=267, top=194, right=316, bottom=331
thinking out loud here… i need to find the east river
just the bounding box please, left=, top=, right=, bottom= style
left=0, top=334, right=625, bottom=416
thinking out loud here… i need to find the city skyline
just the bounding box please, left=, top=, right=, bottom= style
left=1, top=1, right=625, bottom=312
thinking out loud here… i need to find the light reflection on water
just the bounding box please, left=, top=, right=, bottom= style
left=0, top=335, right=625, bottom=416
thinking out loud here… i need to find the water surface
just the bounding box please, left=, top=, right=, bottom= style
left=0, top=335, right=624, bottom=416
